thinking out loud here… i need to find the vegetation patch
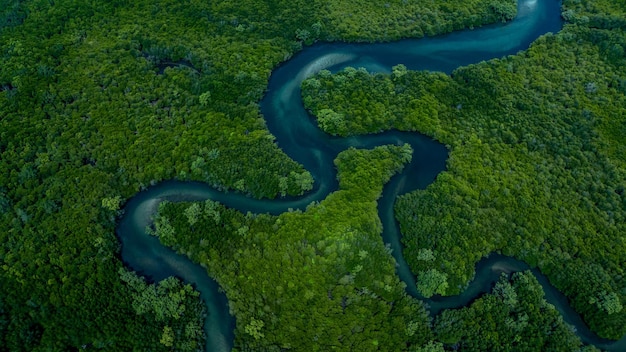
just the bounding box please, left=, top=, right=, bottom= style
left=302, top=22, right=626, bottom=339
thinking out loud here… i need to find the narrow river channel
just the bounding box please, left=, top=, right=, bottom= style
left=117, top=0, right=626, bottom=350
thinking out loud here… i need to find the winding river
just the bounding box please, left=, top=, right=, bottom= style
left=117, top=0, right=626, bottom=350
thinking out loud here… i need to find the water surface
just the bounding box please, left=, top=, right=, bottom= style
left=117, top=0, right=626, bottom=350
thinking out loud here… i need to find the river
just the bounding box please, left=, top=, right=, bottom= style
left=117, top=0, right=626, bottom=350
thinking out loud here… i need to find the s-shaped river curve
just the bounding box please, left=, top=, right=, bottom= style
left=117, top=0, right=626, bottom=350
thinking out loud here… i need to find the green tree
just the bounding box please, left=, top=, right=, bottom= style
left=590, top=291, right=623, bottom=315
left=317, top=108, right=347, bottom=135
left=160, top=326, right=174, bottom=347
left=416, top=269, right=448, bottom=298
left=184, top=203, right=201, bottom=226
left=101, top=196, right=121, bottom=212
left=245, top=318, right=265, bottom=340
left=412, top=340, right=445, bottom=352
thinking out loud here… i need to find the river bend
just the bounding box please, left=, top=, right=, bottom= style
left=117, top=0, right=626, bottom=350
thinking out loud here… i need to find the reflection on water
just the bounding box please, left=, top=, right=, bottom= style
left=300, top=53, right=357, bottom=78
left=118, top=0, right=625, bottom=350
left=520, top=0, right=539, bottom=17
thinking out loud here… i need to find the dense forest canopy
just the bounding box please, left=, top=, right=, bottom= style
left=302, top=0, right=626, bottom=342
left=151, top=145, right=439, bottom=351
left=1, top=0, right=624, bottom=350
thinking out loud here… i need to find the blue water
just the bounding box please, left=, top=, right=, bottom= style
left=117, top=0, right=626, bottom=350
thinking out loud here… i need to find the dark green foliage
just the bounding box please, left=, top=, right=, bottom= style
left=320, top=0, right=517, bottom=41
left=561, top=0, right=626, bottom=30
left=434, top=272, right=583, bottom=351
left=153, top=145, right=435, bottom=350
left=302, top=23, right=626, bottom=339
left=302, top=66, right=443, bottom=137
left=0, top=0, right=511, bottom=347
left=0, top=0, right=27, bottom=30
left=118, top=270, right=206, bottom=351
left=2, top=0, right=614, bottom=349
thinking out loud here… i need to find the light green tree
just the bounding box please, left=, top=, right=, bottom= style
left=494, top=275, right=518, bottom=308
left=392, top=64, right=407, bottom=79
left=199, top=91, right=211, bottom=106
left=101, top=196, right=121, bottom=212
left=415, top=248, right=435, bottom=261
left=184, top=203, right=201, bottom=226
left=411, top=340, right=445, bottom=352
left=589, top=291, right=623, bottom=315
left=416, top=269, right=448, bottom=298
left=278, top=176, right=289, bottom=197
left=317, top=108, right=347, bottom=135
left=204, top=200, right=221, bottom=224
left=245, top=318, right=265, bottom=340
left=290, top=171, right=314, bottom=193
left=160, top=326, right=174, bottom=347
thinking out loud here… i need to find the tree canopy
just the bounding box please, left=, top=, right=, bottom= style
left=1, top=0, right=624, bottom=350
left=302, top=11, right=626, bottom=340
